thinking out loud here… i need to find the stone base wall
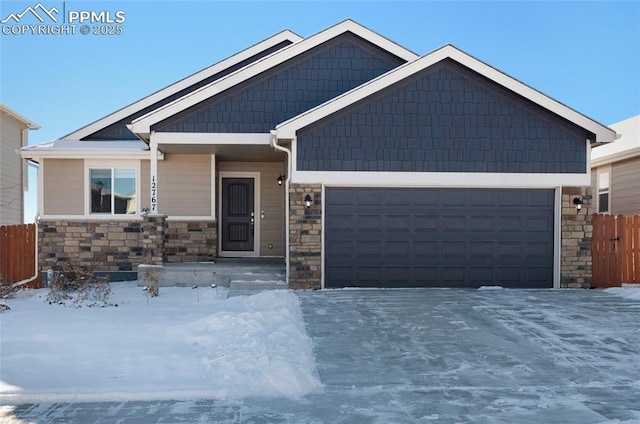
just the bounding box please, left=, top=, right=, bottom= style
left=38, top=216, right=217, bottom=273
left=560, top=186, right=593, bottom=288
left=165, top=221, right=217, bottom=263
left=289, top=184, right=322, bottom=289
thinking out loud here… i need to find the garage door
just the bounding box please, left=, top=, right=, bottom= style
left=325, top=188, right=555, bottom=288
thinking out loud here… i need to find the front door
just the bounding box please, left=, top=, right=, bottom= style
left=221, top=177, right=255, bottom=252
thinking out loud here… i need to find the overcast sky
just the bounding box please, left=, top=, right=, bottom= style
left=1, top=0, right=638, bottom=221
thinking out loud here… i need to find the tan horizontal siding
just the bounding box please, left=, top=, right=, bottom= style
left=140, top=160, right=150, bottom=211
left=611, top=157, right=640, bottom=216
left=218, top=161, right=285, bottom=256
left=0, top=115, right=23, bottom=223
left=43, top=159, right=84, bottom=215
left=158, top=154, right=211, bottom=216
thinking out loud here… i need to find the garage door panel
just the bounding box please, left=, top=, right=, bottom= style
left=414, top=241, right=438, bottom=256
left=526, top=216, right=553, bottom=232
left=470, top=241, right=495, bottom=257
left=325, top=188, right=554, bottom=288
left=326, top=241, right=353, bottom=257
left=413, top=267, right=439, bottom=284
left=329, top=188, right=357, bottom=205
left=441, top=215, right=467, bottom=231
left=413, top=189, right=442, bottom=205
left=527, top=190, right=554, bottom=206
left=386, top=215, right=412, bottom=231
left=442, top=267, right=467, bottom=284
left=385, top=241, right=411, bottom=257
left=498, top=191, right=523, bottom=206
left=384, top=189, right=412, bottom=205
left=356, top=241, right=383, bottom=257
left=496, top=267, right=523, bottom=284
left=470, top=216, right=495, bottom=231
left=414, top=215, right=438, bottom=231
left=356, top=189, right=384, bottom=205
left=470, top=268, right=494, bottom=284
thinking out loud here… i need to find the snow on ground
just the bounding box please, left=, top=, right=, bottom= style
left=605, top=286, right=640, bottom=301
left=0, top=283, right=320, bottom=404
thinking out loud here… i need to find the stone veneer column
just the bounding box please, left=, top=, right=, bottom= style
left=289, top=184, right=322, bottom=289
left=560, top=186, right=593, bottom=288
left=141, top=215, right=166, bottom=266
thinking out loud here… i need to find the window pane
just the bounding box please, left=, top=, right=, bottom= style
left=598, top=171, right=610, bottom=191
left=114, top=169, right=136, bottom=214
left=91, top=169, right=112, bottom=213
left=598, top=193, right=609, bottom=213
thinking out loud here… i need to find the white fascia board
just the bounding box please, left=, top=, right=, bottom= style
left=277, top=45, right=616, bottom=143
left=63, top=30, right=302, bottom=141
left=292, top=171, right=590, bottom=188
left=591, top=146, right=640, bottom=168
left=151, top=132, right=271, bottom=145
left=130, top=20, right=419, bottom=135
left=0, top=104, right=40, bottom=129
left=20, top=151, right=152, bottom=160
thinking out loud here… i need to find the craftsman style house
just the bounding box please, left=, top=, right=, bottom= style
left=21, top=20, right=616, bottom=289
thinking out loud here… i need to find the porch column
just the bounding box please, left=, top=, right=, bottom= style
left=150, top=140, right=159, bottom=214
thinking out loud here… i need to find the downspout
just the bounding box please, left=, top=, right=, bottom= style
left=270, top=130, right=291, bottom=285
left=12, top=159, right=41, bottom=289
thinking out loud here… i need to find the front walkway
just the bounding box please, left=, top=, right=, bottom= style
left=8, top=289, right=640, bottom=423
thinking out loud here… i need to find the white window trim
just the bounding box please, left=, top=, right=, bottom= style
left=84, top=159, right=141, bottom=218
left=596, top=165, right=612, bottom=214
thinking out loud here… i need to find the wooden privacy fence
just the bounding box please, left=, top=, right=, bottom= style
left=592, top=214, right=640, bottom=288
left=0, top=223, right=41, bottom=288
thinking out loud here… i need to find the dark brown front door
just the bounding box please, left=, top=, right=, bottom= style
left=221, top=178, right=255, bottom=252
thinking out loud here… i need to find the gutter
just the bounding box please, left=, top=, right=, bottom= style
left=270, top=130, right=291, bottom=285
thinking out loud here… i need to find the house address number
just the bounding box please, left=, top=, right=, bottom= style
left=151, top=176, right=157, bottom=212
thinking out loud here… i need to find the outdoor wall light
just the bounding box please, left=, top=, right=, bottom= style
left=304, top=194, right=313, bottom=209
left=277, top=174, right=285, bottom=186
left=573, top=197, right=583, bottom=212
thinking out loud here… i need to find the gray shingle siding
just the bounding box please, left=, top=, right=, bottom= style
left=297, top=60, right=592, bottom=174
left=152, top=33, right=406, bottom=134
left=82, top=41, right=294, bottom=140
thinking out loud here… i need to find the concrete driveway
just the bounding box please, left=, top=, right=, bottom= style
left=7, top=288, right=640, bottom=423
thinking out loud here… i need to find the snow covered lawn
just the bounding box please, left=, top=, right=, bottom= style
left=0, top=283, right=320, bottom=404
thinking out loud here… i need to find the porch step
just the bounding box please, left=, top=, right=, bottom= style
left=136, top=259, right=286, bottom=288
left=229, top=280, right=288, bottom=291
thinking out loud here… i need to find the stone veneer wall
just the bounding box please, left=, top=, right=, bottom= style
left=165, top=220, right=217, bottom=263
left=38, top=216, right=217, bottom=274
left=289, top=184, right=322, bottom=289
left=560, top=186, right=593, bottom=288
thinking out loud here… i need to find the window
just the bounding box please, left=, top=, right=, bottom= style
left=597, top=167, right=610, bottom=214
left=90, top=168, right=137, bottom=215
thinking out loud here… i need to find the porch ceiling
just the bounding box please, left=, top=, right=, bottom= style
left=159, top=143, right=286, bottom=161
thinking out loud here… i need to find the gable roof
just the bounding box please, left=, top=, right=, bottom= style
left=276, top=44, right=617, bottom=144
left=0, top=104, right=40, bottom=130
left=62, top=29, right=302, bottom=141
left=591, top=115, right=640, bottom=167
left=128, top=19, right=419, bottom=139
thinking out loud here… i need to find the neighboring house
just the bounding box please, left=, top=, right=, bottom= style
left=591, top=115, right=640, bottom=216
left=0, top=104, right=39, bottom=225
left=20, top=20, right=617, bottom=289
